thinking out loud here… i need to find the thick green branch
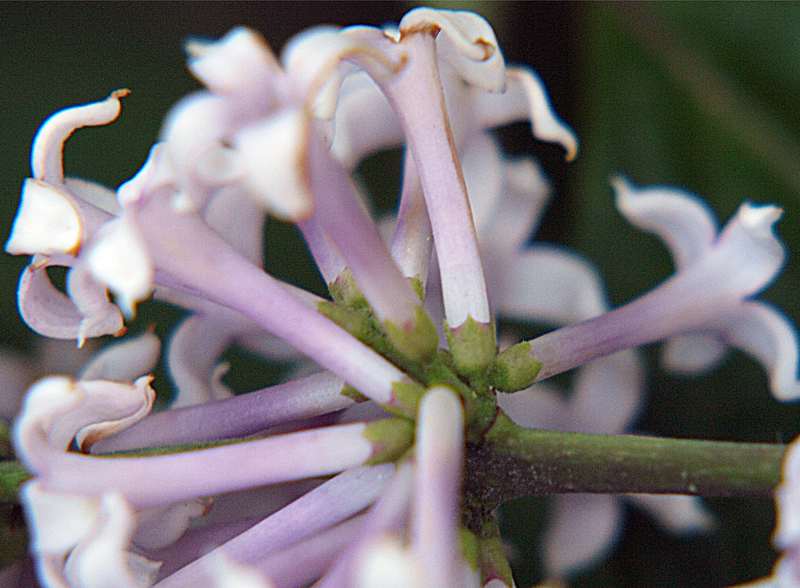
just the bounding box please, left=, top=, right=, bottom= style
left=465, top=414, right=785, bottom=516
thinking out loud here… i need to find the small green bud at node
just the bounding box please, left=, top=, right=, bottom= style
left=364, top=418, right=414, bottom=464
left=489, top=341, right=541, bottom=392
left=383, top=305, right=439, bottom=364
left=387, top=378, right=426, bottom=418
left=445, top=316, right=497, bottom=378
left=317, top=301, right=372, bottom=342
left=329, top=268, right=367, bottom=309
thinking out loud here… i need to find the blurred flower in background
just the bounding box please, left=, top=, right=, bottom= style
left=1, top=2, right=800, bottom=587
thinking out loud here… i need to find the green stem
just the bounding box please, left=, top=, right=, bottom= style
left=465, top=413, right=785, bottom=515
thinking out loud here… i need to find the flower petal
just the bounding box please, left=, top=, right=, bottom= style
left=235, top=108, right=314, bottom=221
left=86, top=216, right=154, bottom=317
left=661, top=333, right=729, bottom=375
left=18, top=261, right=123, bottom=341
left=719, top=302, right=800, bottom=401
left=613, top=177, right=718, bottom=270
left=330, top=71, right=402, bottom=169
left=31, top=90, right=128, bottom=184
left=187, top=27, right=280, bottom=98
left=64, top=493, right=161, bottom=588
left=543, top=494, right=622, bottom=578
left=399, top=8, right=506, bottom=92
left=134, top=499, right=210, bottom=550
left=21, top=481, right=98, bottom=556
left=496, top=383, right=566, bottom=430
left=569, top=350, right=643, bottom=435
left=625, top=494, right=715, bottom=534
left=14, top=375, right=155, bottom=471
left=493, top=246, right=606, bottom=325
left=473, top=67, right=577, bottom=161
left=167, top=314, right=238, bottom=408
left=6, top=179, right=82, bottom=256
left=479, top=157, right=550, bottom=254
left=66, top=262, right=126, bottom=346
left=80, top=331, right=161, bottom=383
left=354, top=537, right=421, bottom=588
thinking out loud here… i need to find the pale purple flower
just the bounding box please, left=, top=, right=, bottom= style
left=3, top=6, right=798, bottom=588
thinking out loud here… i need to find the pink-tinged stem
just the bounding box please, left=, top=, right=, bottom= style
left=316, top=461, right=413, bottom=588
left=41, top=423, right=373, bottom=509
left=413, top=387, right=464, bottom=585
left=307, top=132, right=421, bottom=327
left=382, top=33, right=490, bottom=327
left=156, top=464, right=392, bottom=587
left=135, top=197, right=408, bottom=407
left=94, top=372, right=352, bottom=453
left=390, top=153, right=433, bottom=286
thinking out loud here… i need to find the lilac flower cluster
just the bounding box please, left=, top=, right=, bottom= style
left=3, top=7, right=800, bottom=587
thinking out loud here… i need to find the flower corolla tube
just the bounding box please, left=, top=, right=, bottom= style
left=2, top=7, right=799, bottom=588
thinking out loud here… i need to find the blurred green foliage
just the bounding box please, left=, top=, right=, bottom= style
left=1, top=2, right=799, bottom=586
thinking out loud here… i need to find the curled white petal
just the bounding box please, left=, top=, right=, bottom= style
left=134, top=499, right=210, bottom=550
left=14, top=375, right=155, bottom=470
left=713, top=203, right=785, bottom=296
left=6, top=179, right=82, bottom=256
left=80, top=331, right=161, bottom=383
left=167, top=314, right=237, bottom=408
left=31, top=90, right=128, bottom=184
left=187, top=27, right=279, bottom=97
left=720, top=302, right=800, bottom=401
left=161, top=94, right=237, bottom=205
left=473, top=67, right=577, bottom=160
left=283, top=27, right=400, bottom=119
left=400, top=8, right=506, bottom=92
left=64, top=493, right=161, bottom=588
left=67, top=263, right=126, bottom=347
left=86, top=216, right=154, bottom=317
left=235, top=108, right=314, bottom=220
left=18, top=261, right=124, bottom=341
left=613, top=177, right=718, bottom=270
left=22, top=481, right=99, bottom=555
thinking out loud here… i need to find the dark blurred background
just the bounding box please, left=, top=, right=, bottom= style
left=2, top=2, right=799, bottom=586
